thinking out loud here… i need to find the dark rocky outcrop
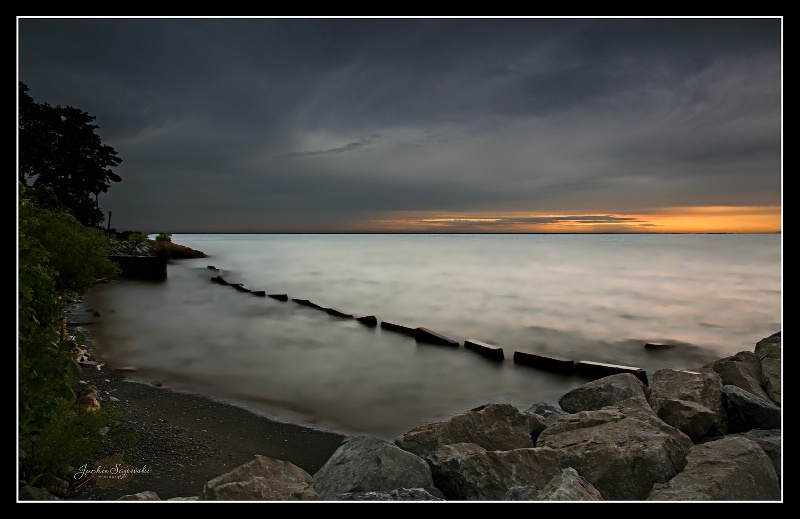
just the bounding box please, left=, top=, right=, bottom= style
left=108, top=239, right=206, bottom=280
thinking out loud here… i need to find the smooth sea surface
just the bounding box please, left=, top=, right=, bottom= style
left=82, top=233, right=782, bottom=438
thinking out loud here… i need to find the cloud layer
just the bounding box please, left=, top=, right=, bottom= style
left=17, top=17, right=782, bottom=233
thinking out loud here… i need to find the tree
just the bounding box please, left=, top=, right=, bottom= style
left=18, top=82, right=123, bottom=228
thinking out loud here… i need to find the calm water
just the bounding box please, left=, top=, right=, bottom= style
left=82, top=233, right=782, bottom=438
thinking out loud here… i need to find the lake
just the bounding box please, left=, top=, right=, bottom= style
left=81, top=233, right=782, bottom=438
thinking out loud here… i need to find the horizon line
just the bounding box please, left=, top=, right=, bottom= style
left=138, top=230, right=782, bottom=235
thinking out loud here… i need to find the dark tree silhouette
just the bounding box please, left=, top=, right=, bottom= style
left=19, top=82, right=122, bottom=227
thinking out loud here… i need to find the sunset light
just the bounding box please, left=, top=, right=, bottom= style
left=361, top=206, right=782, bottom=234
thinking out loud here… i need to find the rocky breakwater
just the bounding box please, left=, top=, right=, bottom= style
left=26, top=331, right=782, bottom=502
left=109, top=239, right=159, bottom=256
left=108, top=239, right=207, bottom=259
left=106, top=239, right=206, bottom=280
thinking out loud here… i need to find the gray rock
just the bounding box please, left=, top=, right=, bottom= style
left=703, top=351, right=771, bottom=402
left=523, top=401, right=567, bottom=444
left=730, top=429, right=781, bottom=482
left=118, top=490, right=161, bottom=500
left=424, top=443, right=561, bottom=501
left=330, top=488, right=445, bottom=501
left=722, top=385, right=782, bottom=433
left=525, top=401, right=567, bottom=419
left=394, top=402, right=533, bottom=458
left=313, top=435, right=435, bottom=499
left=523, top=411, right=551, bottom=445
left=648, top=368, right=727, bottom=441
left=200, top=454, right=319, bottom=501
left=558, top=373, right=650, bottom=413
left=755, top=332, right=781, bottom=406
left=504, top=485, right=540, bottom=501
left=537, top=395, right=693, bottom=501
left=536, top=467, right=603, bottom=501
left=647, top=436, right=780, bottom=501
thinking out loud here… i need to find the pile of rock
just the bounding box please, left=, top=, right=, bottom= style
left=109, top=239, right=158, bottom=256
left=23, top=332, right=783, bottom=502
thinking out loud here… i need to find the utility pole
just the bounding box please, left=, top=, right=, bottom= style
left=107, top=211, right=112, bottom=231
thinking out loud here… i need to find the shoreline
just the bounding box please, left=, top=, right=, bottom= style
left=35, top=290, right=781, bottom=501
left=60, top=304, right=348, bottom=501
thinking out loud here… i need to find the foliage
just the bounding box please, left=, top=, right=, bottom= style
left=154, top=233, right=172, bottom=242
left=17, top=208, right=62, bottom=343
left=17, top=79, right=133, bottom=491
left=19, top=401, right=119, bottom=488
left=106, top=229, right=150, bottom=242
left=18, top=81, right=122, bottom=228
left=18, top=182, right=125, bottom=492
left=19, top=190, right=121, bottom=292
left=123, top=232, right=149, bottom=243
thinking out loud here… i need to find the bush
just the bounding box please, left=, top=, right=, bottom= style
left=19, top=401, right=119, bottom=491
left=125, top=232, right=149, bottom=243
left=154, top=233, right=172, bottom=242
left=18, top=182, right=128, bottom=493
left=20, top=204, right=121, bottom=292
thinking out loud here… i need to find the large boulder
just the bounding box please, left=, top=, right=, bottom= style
left=754, top=332, right=781, bottom=406
left=424, top=443, right=562, bottom=501
left=647, top=436, right=780, bottom=501
left=535, top=467, right=604, bottom=501
left=727, top=429, right=781, bottom=482
left=722, top=385, right=782, bottom=433
left=394, top=402, right=533, bottom=458
left=647, top=368, right=728, bottom=441
left=702, top=351, right=771, bottom=402
left=557, top=373, right=650, bottom=413
left=313, top=435, right=436, bottom=499
left=199, top=455, right=319, bottom=501
left=536, top=396, right=693, bottom=501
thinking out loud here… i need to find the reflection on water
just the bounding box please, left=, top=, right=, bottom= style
left=82, top=233, right=781, bottom=438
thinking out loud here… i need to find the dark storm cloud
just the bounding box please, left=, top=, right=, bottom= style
left=17, top=17, right=782, bottom=232
left=285, top=134, right=385, bottom=157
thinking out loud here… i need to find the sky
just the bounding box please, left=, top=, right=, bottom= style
left=17, top=17, right=783, bottom=234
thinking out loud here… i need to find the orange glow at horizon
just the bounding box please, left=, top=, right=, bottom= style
left=354, top=206, right=781, bottom=234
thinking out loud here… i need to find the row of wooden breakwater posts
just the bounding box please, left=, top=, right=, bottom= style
left=207, top=265, right=656, bottom=386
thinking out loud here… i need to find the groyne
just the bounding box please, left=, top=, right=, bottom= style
left=206, top=267, right=655, bottom=385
